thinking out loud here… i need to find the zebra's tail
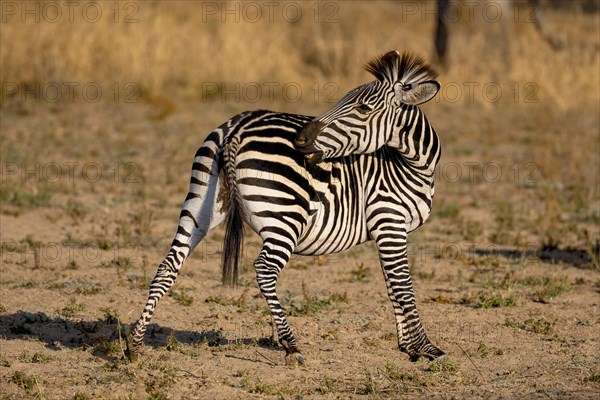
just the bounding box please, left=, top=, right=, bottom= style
left=221, top=134, right=244, bottom=286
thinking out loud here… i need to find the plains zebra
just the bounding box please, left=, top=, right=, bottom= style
left=127, top=51, right=445, bottom=365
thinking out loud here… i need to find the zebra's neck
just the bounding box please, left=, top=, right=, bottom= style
left=386, top=105, right=441, bottom=176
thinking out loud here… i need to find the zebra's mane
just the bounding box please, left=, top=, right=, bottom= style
left=365, top=51, right=437, bottom=85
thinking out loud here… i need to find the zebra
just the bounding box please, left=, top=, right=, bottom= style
left=127, top=50, right=445, bottom=365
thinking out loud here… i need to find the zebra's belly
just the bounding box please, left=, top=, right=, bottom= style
left=404, top=193, right=434, bottom=232
left=294, top=203, right=369, bottom=256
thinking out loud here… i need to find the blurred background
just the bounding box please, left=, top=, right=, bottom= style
left=1, top=0, right=598, bottom=110
left=1, top=0, right=599, bottom=261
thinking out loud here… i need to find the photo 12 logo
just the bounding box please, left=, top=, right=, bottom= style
left=2, top=82, right=140, bottom=104
left=1, top=240, right=140, bottom=269
left=201, top=81, right=339, bottom=104
left=399, top=1, right=540, bottom=24
left=434, top=82, right=539, bottom=104
left=200, top=1, right=339, bottom=23
left=1, top=1, right=140, bottom=23
left=1, top=162, right=142, bottom=184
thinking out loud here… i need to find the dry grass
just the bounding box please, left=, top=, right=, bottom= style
left=1, top=1, right=598, bottom=110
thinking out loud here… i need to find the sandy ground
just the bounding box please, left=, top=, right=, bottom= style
left=1, top=102, right=599, bottom=399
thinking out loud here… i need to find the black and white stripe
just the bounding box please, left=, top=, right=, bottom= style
left=129, top=51, right=445, bottom=364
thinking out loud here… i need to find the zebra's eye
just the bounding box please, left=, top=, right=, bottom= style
left=402, top=83, right=413, bottom=91
left=356, top=103, right=372, bottom=114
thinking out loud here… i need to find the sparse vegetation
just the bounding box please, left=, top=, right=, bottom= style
left=0, top=182, right=53, bottom=210
left=428, top=358, right=460, bottom=373
left=56, top=297, right=85, bottom=318
left=437, top=203, right=461, bottom=219
left=18, top=351, right=55, bottom=364
left=171, top=288, right=194, bottom=307
left=350, top=262, right=371, bottom=282
left=287, top=282, right=347, bottom=316
left=585, top=374, right=600, bottom=383
left=505, top=316, right=557, bottom=335
left=0, top=1, right=598, bottom=398
left=12, top=371, right=45, bottom=398
left=523, top=276, right=572, bottom=303
left=462, top=291, right=517, bottom=309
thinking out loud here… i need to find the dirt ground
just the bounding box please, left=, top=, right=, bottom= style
left=0, top=92, right=598, bottom=400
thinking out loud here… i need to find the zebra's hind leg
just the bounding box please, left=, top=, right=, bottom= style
left=372, top=223, right=445, bottom=362
left=127, top=136, right=225, bottom=361
left=254, top=240, right=304, bottom=366
left=128, top=209, right=225, bottom=360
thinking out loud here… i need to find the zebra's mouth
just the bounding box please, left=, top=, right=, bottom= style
left=304, top=151, right=323, bottom=164
left=296, top=120, right=325, bottom=164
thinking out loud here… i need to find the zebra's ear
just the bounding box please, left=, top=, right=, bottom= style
left=394, top=80, right=440, bottom=106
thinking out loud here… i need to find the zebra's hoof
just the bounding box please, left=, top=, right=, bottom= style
left=409, top=348, right=445, bottom=362
left=285, top=351, right=305, bottom=366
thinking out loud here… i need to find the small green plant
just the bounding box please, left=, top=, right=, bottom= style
left=428, top=357, right=459, bottom=373
left=19, top=351, right=55, bottom=364
left=101, top=257, right=134, bottom=270
left=100, top=307, right=119, bottom=324
left=288, top=282, right=347, bottom=316
left=205, top=288, right=248, bottom=309
left=171, top=289, right=194, bottom=306
left=585, top=374, right=600, bottom=383
left=350, top=262, right=371, bottom=282
left=56, top=297, right=85, bottom=318
left=239, top=375, right=276, bottom=395
left=93, top=338, right=123, bottom=357
left=1, top=182, right=53, bottom=209
left=145, top=362, right=178, bottom=394
left=166, top=331, right=181, bottom=352
left=462, top=291, right=517, bottom=308
left=533, top=277, right=572, bottom=303
left=362, top=370, right=376, bottom=394
left=484, top=271, right=514, bottom=290
left=12, top=370, right=45, bottom=397
left=505, top=316, right=556, bottom=335
left=385, top=361, right=420, bottom=383
left=101, top=257, right=134, bottom=285
left=477, top=342, right=490, bottom=357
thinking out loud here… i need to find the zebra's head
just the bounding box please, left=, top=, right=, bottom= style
left=295, top=51, right=440, bottom=163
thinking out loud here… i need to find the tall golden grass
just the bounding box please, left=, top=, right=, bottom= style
left=1, top=0, right=598, bottom=110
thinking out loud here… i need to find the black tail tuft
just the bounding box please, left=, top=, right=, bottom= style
left=222, top=197, right=244, bottom=286
left=221, top=135, right=244, bottom=287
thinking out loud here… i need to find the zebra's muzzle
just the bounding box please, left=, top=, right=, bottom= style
left=295, top=120, right=325, bottom=164
left=295, top=120, right=325, bottom=149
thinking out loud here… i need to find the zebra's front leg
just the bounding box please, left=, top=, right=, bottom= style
left=254, top=242, right=304, bottom=365
left=373, top=226, right=445, bottom=361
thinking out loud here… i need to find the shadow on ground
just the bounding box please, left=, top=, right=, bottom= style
left=0, top=311, right=280, bottom=361
left=472, top=244, right=598, bottom=268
